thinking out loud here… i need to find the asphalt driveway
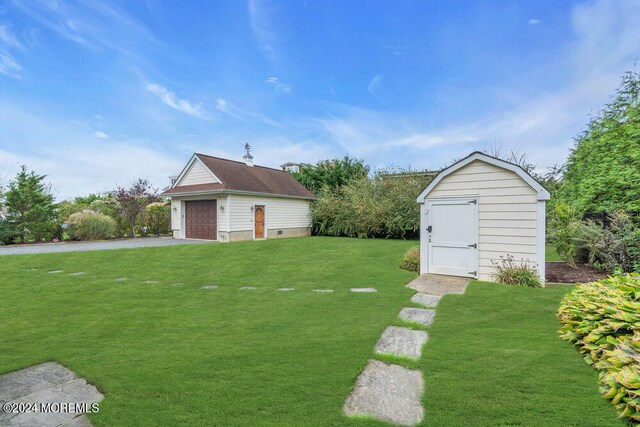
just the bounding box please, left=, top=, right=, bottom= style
left=0, top=237, right=212, bottom=256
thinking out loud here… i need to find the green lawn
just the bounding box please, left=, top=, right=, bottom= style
left=0, top=237, right=619, bottom=425
left=546, top=243, right=565, bottom=262
left=0, top=237, right=416, bottom=426
left=420, top=282, right=621, bottom=426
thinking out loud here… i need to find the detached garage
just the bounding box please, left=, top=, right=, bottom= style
left=416, top=152, right=550, bottom=283
left=161, top=147, right=314, bottom=242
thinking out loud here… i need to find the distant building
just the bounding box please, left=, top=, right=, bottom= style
left=280, top=162, right=312, bottom=173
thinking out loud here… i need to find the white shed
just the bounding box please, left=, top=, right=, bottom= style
left=416, top=152, right=551, bottom=283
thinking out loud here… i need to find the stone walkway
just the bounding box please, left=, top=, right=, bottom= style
left=343, top=274, right=469, bottom=426
left=0, top=362, right=104, bottom=426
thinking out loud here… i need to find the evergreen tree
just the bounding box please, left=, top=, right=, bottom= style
left=559, top=71, right=640, bottom=213
left=4, top=166, right=57, bottom=242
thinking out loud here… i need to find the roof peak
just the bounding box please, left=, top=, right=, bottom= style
left=194, top=153, right=287, bottom=173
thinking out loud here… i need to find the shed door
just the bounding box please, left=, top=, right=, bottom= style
left=426, top=198, right=478, bottom=277
left=185, top=200, right=217, bottom=240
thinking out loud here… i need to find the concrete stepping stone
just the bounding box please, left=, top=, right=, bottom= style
left=114, top=277, right=129, bottom=282
left=0, top=362, right=103, bottom=427
left=69, top=272, right=86, bottom=276
left=410, top=293, right=441, bottom=307
left=351, top=288, right=377, bottom=293
left=399, top=307, right=436, bottom=326
left=406, top=274, right=468, bottom=295
left=278, top=288, right=295, bottom=291
left=312, top=289, right=334, bottom=293
left=240, top=286, right=257, bottom=290
left=343, top=359, right=423, bottom=426
left=201, top=285, right=218, bottom=289
left=375, top=326, right=429, bottom=360
left=48, top=270, right=64, bottom=274
left=141, top=280, right=159, bottom=284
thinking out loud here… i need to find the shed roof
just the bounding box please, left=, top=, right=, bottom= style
left=162, top=154, right=315, bottom=199
left=416, top=151, right=551, bottom=203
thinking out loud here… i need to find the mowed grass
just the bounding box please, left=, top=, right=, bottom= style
left=419, top=281, right=621, bottom=426
left=0, top=237, right=620, bottom=426
left=0, top=237, right=416, bottom=426
left=546, top=243, right=564, bottom=262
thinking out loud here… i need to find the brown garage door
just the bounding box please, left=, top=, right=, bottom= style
left=185, top=200, right=217, bottom=240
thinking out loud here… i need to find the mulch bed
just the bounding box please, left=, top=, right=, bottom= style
left=545, top=262, right=607, bottom=284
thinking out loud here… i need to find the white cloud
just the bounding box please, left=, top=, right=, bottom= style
left=265, top=77, right=291, bottom=93
left=0, top=51, right=21, bottom=78
left=145, top=82, right=208, bottom=119
left=367, top=75, right=383, bottom=101
left=528, top=19, right=540, bottom=25
left=248, top=0, right=277, bottom=62
left=0, top=24, right=22, bottom=48
left=8, top=0, right=159, bottom=57
left=0, top=24, right=22, bottom=78
left=216, top=97, right=280, bottom=127
left=94, top=131, right=108, bottom=138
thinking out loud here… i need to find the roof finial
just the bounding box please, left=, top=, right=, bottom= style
left=243, top=143, right=254, bottom=167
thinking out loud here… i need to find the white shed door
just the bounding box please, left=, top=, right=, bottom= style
left=426, top=198, right=478, bottom=278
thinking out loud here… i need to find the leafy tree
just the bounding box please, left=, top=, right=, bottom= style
left=548, top=202, right=581, bottom=268
left=141, top=203, right=171, bottom=236
left=291, top=156, right=369, bottom=193
left=559, top=71, right=640, bottom=213
left=4, top=166, right=57, bottom=242
left=114, top=178, right=158, bottom=238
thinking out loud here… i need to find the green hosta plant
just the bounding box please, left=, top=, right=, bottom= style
left=558, top=274, right=640, bottom=422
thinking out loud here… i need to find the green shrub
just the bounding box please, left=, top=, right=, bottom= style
left=0, top=221, right=18, bottom=245
left=311, top=171, right=432, bottom=239
left=400, top=247, right=420, bottom=272
left=66, top=210, right=116, bottom=241
left=558, top=274, right=640, bottom=422
left=548, top=202, right=580, bottom=267
left=140, top=203, right=171, bottom=236
left=575, top=211, right=640, bottom=274
left=491, top=254, right=541, bottom=287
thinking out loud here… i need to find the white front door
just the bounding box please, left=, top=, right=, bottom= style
left=426, top=197, right=478, bottom=278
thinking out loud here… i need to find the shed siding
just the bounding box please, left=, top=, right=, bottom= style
left=229, top=194, right=311, bottom=232
left=177, top=160, right=219, bottom=186
left=427, top=160, right=539, bottom=281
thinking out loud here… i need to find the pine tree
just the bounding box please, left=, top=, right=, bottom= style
left=4, top=166, right=57, bottom=242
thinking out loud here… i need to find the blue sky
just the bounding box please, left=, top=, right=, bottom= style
left=1, top=0, right=639, bottom=199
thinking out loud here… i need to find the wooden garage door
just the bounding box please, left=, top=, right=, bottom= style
left=185, top=200, right=217, bottom=240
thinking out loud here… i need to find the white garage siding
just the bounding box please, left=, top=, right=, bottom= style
left=176, top=159, right=219, bottom=186
left=171, top=199, right=181, bottom=230
left=426, top=160, right=541, bottom=282
left=229, top=194, right=311, bottom=232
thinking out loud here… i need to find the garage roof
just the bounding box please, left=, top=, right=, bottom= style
left=416, top=151, right=551, bottom=203
left=162, top=153, right=316, bottom=199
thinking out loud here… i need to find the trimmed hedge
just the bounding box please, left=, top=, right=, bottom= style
left=558, top=274, right=640, bottom=422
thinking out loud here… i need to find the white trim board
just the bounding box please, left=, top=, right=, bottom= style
left=416, top=152, right=551, bottom=203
